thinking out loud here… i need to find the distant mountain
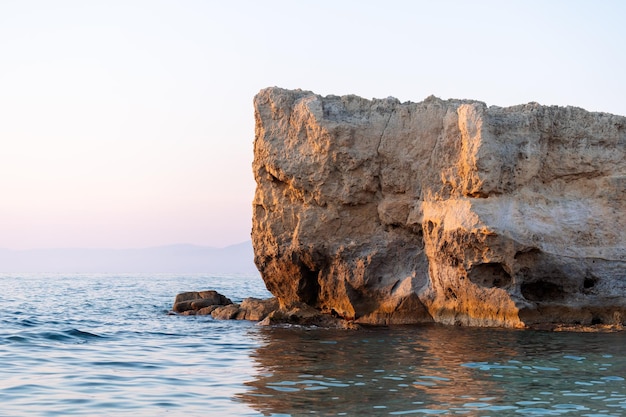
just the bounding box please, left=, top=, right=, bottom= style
left=0, top=241, right=258, bottom=273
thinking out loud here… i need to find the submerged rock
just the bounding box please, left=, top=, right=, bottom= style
left=251, top=87, right=626, bottom=328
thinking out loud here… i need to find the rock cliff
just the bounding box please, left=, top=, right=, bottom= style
left=251, top=87, right=626, bottom=328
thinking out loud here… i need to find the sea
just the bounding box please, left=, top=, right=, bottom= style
left=1, top=273, right=625, bottom=417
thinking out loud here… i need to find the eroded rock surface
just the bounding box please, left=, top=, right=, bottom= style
left=252, top=87, right=626, bottom=328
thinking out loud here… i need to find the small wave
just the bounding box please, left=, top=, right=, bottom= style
left=3, top=328, right=105, bottom=344
left=39, top=331, right=79, bottom=342
left=90, top=360, right=163, bottom=370
left=3, top=383, right=52, bottom=394
left=17, top=318, right=41, bottom=327
left=65, top=329, right=104, bottom=339
left=5, top=335, right=30, bottom=343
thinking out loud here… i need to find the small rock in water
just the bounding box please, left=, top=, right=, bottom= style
left=211, top=304, right=242, bottom=320
left=171, top=291, right=356, bottom=328
left=172, top=290, right=232, bottom=314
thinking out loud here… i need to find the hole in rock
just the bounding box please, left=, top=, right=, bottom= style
left=467, top=263, right=512, bottom=288
left=446, top=287, right=457, bottom=300
left=583, top=276, right=598, bottom=289
left=591, top=316, right=603, bottom=325
left=297, top=264, right=321, bottom=306
left=521, top=280, right=564, bottom=302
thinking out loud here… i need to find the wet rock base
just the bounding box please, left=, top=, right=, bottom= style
left=171, top=290, right=623, bottom=332
left=171, top=290, right=357, bottom=329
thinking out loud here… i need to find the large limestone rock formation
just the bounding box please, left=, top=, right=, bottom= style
left=252, top=87, right=626, bottom=328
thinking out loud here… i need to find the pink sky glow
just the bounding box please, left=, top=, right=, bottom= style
left=1, top=0, right=624, bottom=249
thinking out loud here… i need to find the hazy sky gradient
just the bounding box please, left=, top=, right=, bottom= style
left=1, top=0, right=624, bottom=249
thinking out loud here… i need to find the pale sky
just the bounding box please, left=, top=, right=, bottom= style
left=1, top=0, right=624, bottom=250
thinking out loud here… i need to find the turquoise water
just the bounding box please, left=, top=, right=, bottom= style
left=1, top=274, right=625, bottom=416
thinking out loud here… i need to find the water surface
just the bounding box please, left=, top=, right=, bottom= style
left=1, top=274, right=625, bottom=416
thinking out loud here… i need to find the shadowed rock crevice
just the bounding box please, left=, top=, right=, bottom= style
left=468, top=263, right=512, bottom=289
left=521, top=280, right=565, bottom=302
left=296, top=262, right=321, bottom=306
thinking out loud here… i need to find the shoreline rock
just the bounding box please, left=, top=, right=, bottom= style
left=170, top=290, right=624, bottom=331
left=170, top=290, right=356, bottom=328
left=530, top=323, right=625, bottom=333
left=251, top=87, right=626, bottom=328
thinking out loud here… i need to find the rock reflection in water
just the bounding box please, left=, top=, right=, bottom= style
left=238, top=325, right=521, bottom=415
left=238, top=325, right=626, bottom=416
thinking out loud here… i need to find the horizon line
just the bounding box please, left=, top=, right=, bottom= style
left=0, top=240, right=253, bottom=252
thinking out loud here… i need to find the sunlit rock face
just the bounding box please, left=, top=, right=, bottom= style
left=251, top=87, right=626, bottom=328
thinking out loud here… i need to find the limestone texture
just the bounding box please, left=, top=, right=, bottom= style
left=252, top=87, right=626, bottom=328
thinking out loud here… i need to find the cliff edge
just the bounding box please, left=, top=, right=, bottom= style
left=251, top=87, right=626, bottom=328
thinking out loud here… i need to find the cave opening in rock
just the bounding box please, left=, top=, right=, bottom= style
left=521, top=280, right=565, bottom=302
left=467, top=262, right=512, bottom=288
left=297, top=264, right=321, bottom=306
